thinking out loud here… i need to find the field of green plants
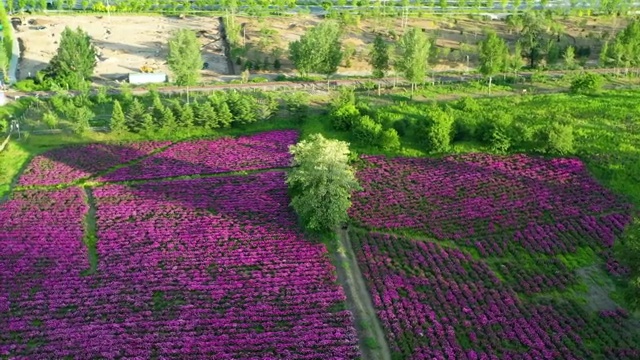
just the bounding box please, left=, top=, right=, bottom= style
left=0, top=84, right=639, bottom=358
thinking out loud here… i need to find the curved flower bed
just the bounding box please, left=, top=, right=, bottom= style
left=0, top=172, right=359, bottom=359
left=351, top=231, right=640, bottom=359
left=18, top=141, right=172, bottom=186
left=101, top=130, right=299, bottom=182
left=0, top=188, right=90, bottom=357
left=350, top=154, right=632, bottom=256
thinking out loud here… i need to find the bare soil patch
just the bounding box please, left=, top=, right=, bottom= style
left=14, top=15, right=229, bottom=83
left=237, top=14, right=629, bottom=76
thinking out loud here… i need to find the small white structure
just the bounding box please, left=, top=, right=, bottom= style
left=128, top=72, right=168, bottom=85
left=0, top=91, right=7, bottom=106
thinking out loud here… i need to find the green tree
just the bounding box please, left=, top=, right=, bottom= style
left=167, top=29, right=203, bottom=86
left=518, top=14, right=551, bottom=68
left=70, top=106, right=94, bottom=135
left=289, top=21, right=343, bottom=79
left=178, top=103, right=195, bottom=128
left=478, top=31, right=508, bottom=90
left=110, top=100, right=127, bottom=134
left=286, top=134, right=361, bottom=232
left=196, top=101, right=219, bottom=129
left=563, top=45, right=576, bottom=69
left=395, top=27, right=431, bottom=98
left=46, top=27, right=97, bottom=89
left=141, top=113, right=155, bottom=134
left=216, top=101, right=234, bottom=128
left=160, top=106, right=177, bottom=133
left=125, top=98, right=146, bottom=133
left=369, top=34, right=390, bottom=79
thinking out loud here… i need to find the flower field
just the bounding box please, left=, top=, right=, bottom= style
left=351, top=231, right=640, bottom=359
left=0, top=188, right=91, bottom=356
left=101, top=130, right=299, bottom=182
left=0, top=171, right=360, bottom=358
left=350, top=154, right=632, bottom=257
left=18, top=141, right=171, bottom=186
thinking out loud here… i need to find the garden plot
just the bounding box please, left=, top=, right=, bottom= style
left=14, top=15, right=229, bottom=82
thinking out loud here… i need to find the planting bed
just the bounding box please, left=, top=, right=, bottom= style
left=18, top=141, right=171, bottom=186
left=101, top=130, right=299, bottom=182
left=351, top=231, right=640, bottom=359
left=0, top=172, right=359, bottom=358
left=350, top=154, right=633, bottom=257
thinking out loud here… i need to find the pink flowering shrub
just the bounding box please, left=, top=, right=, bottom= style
left=19, top=141, right=171, bottom=186
left=1, top=173, right=360, bottom=358
left=101, top=130, right=299, bottom=182
left=351, top=231, right=640, bottom=359
left=350, top=154, right=632, bottom=256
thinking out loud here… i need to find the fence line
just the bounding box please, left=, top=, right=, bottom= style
left=0, top=134, right=10, bottom=153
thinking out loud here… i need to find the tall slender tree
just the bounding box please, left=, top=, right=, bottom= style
left=478, top=31, right=508, bottom=90
left=167, top=29, right=203, bottom=86
left=395, top=27, right=431, bottom=98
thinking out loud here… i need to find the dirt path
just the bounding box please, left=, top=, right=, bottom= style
left=576, top=265, right=619, bottom=312
left=334, top=227, right=391, bottom=360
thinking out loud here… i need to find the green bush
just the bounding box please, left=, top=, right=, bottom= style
left=330, top=103, right=360, bottom=131
left=546, top=123, right=575, bottom=155
left=423, top=106, right=454, bottom=153
left=42, top=112, right=59, bottom=129
left=570, top=72, right=603, bottom=94
left=379, top=128, right=401, bottom=150
left=478, top=111, right=513, bottom=153
left=250, top=77, right=269, bottom=83
left=352, top=115, right=382, bottom=145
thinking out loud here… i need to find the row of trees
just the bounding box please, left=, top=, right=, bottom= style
left=286, top=15, right=640, bottom=93
left=4, top=0, right=640, bottom=14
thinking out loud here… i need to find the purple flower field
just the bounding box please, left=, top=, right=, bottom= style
left=19, top=141, right=172, bottom=186
left=0, top=173, right=360, bottom=359
left=100, top=130, right=299, bottom=182
left=350, top=154, right=632, bottom=257
left=351, top=231, right=640, bottom=359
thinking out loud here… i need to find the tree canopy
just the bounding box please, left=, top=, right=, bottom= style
left=369, top=34, right=390, bottom=79
left=167, top=29, right=203, bottom=86
left=478, top=30, right=508, bottom=88
left=395, top=27, right=431, bottom=97
left=286, top=134, right=361, bottom=232
left=288, top=21, right=343, bottom=78
left=46, top=26, right=97, bottom=89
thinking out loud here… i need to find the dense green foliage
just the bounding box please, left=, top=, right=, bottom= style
left=395, top=27, right=431, bottom=96
left=616, top=220, right=640, bottom=309
left=287, top=133, right=361, bottom=232
left=369, top=34, right=390, bottom=79
left=167, top=29, right=203, bottom=86
left=289, top=21, right=343, bottom=79
left=45, top=27, right=97, bottom=89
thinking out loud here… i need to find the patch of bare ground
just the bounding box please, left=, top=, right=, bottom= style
left=14, top=15, right=229, bottom=83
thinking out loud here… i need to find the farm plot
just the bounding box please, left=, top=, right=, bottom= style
left=351, top=231, right=640, bottom=359
left=101, top=130, right=298, bottom=182
left=18, top=141, right=172, bottom=186
left=0, top=188, right=91, bottom=357
left=350, top=154, right=633, bottom=257
left=0, top=172, right=360, bottom=358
